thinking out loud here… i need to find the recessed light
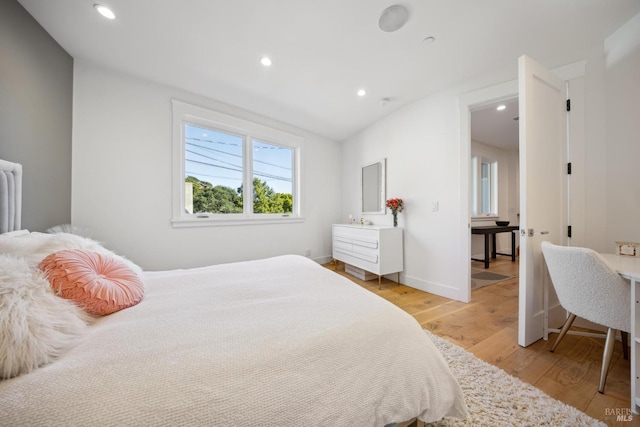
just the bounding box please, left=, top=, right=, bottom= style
left=357, top=89, right=367, bottom=97
left=496, top=105, right=506, bottom=111
left=260, top=57, right=272, bottom=67
left=94, top=4, right=116, bottom=20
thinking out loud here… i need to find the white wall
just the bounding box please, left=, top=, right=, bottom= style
left=70, top=11, right=639, bottom=280
left=470, top=141, right=519, bottom=257
left=340, top=14, right=638, bottom=302
left=605, top=13, right=640, bottom=249
left=72, top=62, right=342, bottom=270
left=341, top=88, right=469, bottom=301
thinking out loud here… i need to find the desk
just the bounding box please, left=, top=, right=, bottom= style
left=471, top=225, right=519, bottom=268
left=599, top=254, right=640, bottom=413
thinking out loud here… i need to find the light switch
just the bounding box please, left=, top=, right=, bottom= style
left=431, top=201, right=439, bottom=212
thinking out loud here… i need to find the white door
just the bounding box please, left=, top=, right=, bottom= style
left=518, top=55, right=568, bottom=347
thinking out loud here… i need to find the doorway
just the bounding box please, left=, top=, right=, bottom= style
left=460, top=59, right=585, bottom=344
left=469, top=97, right=520, bottom=289
left=458, top=79, right=519, bottom=303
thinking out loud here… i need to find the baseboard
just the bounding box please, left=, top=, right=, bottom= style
left=311, top=255, right=333, bottom=265
left=403, top=273, right=468, bottom=302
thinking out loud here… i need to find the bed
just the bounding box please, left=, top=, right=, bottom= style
left=0, top=160, right=467, bottom=426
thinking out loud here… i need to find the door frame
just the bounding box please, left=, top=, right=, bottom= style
left=459, top=60, right=586, bottom=342
left=459, top=80, right=519, bottom=304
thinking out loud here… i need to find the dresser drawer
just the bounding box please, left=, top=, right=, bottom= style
left=333, top=238, right=352, bottom=253
left=332, top=224, right=403, bottom=277
left=334, top=246, right=379, bottom=264
left=338, top=226, right=378, bottom=240
left=333, top=233, right=379, bottom=250
left=352, top=236, right=378, bottom=250
left=334, top=249, right=379, bottom=274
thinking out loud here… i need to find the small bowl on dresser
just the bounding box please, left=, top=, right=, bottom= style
left=495, top=220, right=510, bottom=226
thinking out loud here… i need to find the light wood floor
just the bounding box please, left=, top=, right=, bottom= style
left=325, top=258, right=632, bottom=426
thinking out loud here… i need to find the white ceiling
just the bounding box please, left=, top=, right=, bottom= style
left=471, top=97, right=520, bottom=151
left=17, top=0, right=640, bottom=142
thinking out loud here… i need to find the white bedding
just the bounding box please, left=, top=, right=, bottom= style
left=0, top=254, right=466, bottom=426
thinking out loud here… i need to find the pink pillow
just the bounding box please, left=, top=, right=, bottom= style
left=39, top=250, right=144, bottom=316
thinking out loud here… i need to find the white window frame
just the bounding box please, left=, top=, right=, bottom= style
left=471, top=155, right=498, bottom=218
left=171, top=100, right=303, bottom=227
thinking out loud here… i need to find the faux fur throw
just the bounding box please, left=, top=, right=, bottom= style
left=0, top=254, right=89, bottom=379
left=0, top=231, right=144, bottom=379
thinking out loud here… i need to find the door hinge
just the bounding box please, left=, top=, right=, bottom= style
left=566, top=99, right=571, bottom=111
left=568, top=225, right=572, bottom=238
left=567, top=162, right=572, bottom=174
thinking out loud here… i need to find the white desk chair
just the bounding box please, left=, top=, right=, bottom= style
left=541, top=241, right=630, bottom=394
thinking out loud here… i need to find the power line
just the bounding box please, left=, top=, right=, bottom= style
left=187, top=146, right=292, bottom=182
left=186, top=141, right=241, bottom=159
left=186, top=136, right=240, bottom=147
left=186, top=148, right=241, bottom=170
left=186, top=158, right=291, bottom=182
left=186, top=171, right=241, bottom=182
left=186, top=140, right=292, bottom=171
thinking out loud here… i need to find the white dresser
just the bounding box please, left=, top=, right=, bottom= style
left=332, top=224, right=403, bottom=284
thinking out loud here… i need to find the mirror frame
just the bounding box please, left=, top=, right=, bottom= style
left=361, top=158, right=386, bottom=215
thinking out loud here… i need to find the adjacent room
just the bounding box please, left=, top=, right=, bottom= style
left=1, top=0, right=640, bottom=425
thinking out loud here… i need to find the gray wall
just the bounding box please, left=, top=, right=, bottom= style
left=0, top=0, right=72, bottom=231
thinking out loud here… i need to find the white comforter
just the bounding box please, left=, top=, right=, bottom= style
left=0, top=255, right=466, bottom=426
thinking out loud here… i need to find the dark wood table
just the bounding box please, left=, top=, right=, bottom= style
left=471, top=225, right=519, bottom=268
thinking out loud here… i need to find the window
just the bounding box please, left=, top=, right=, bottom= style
left=184, top=125, right=244, bottom=214
left=172, top=101, right=302, bottom=226
left=471, top=155, right=498, bottom=217
left=251, top=139, right=293, bottom=214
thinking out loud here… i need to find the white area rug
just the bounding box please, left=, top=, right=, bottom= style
left=424, top=330, right=606, bottom=426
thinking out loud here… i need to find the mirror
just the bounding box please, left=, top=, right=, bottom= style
left=361, top=158, right=386, bottom=214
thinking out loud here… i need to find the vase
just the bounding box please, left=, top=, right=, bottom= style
left=392, top=211, right=398, bottom=227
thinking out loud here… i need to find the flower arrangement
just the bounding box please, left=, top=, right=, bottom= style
left=386, top=198, right=404, bottom=227
left=386, top=198, right=404, bottom=213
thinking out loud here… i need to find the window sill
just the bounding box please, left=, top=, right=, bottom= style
left=171, top=216, right=305, bottom=228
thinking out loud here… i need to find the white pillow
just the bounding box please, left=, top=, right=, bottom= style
left=0, top=231, right=143, bottom=277
left=0, top=229, right=29, bottom=237
left=0, top=254, right=90, bottom=379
